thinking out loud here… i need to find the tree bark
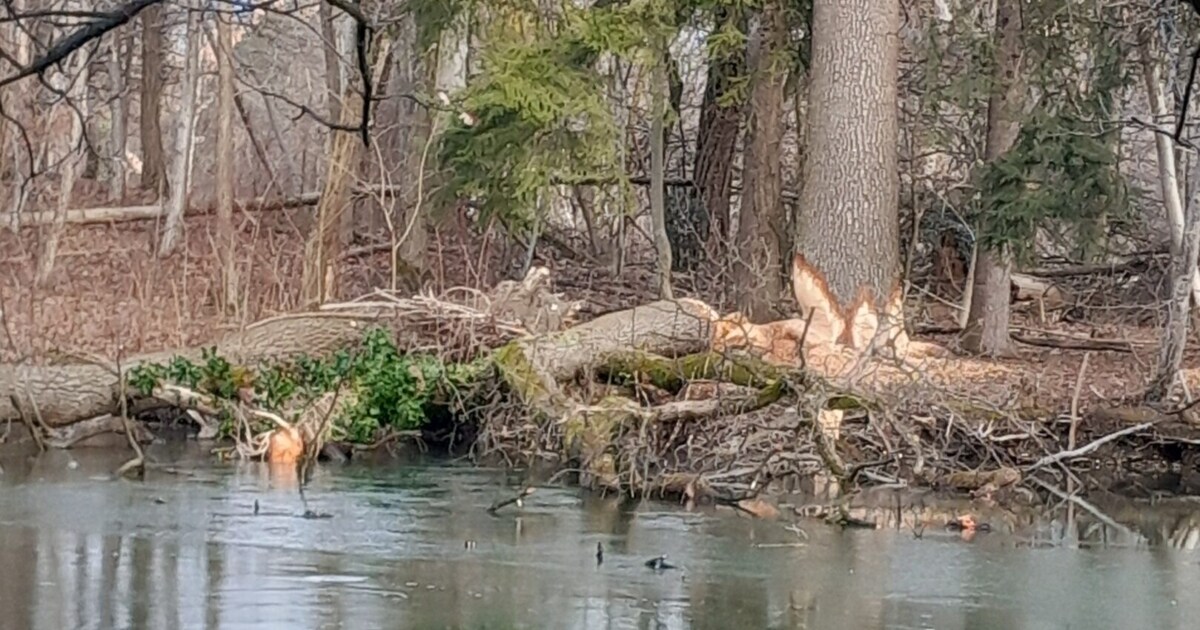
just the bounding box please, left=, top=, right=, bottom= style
left=301, top=36, right=393, bottom=307
left=158, top=7, right=201, bottom=257
left=35, top=42, right=88, bottom=287
left=793, top=0, right=905, bottom=353
left=139, top=3, right=168, bottom=197
left=650, top=52, right=674, bottom=300
left=961, top=0, right=1025, bottom=356
left=694, top=7, right=747, bottom=260
left=1147, top=163, right=1200, bottom=402
left=319, top=1, right=342, bottom=123
left=216, top=12, right=238, bottom=312
left=0, top=315, right=376, bottom=429
left=734, top=2, right=788, bottom=321
left=1141, top=44, right=1200, bottom=307
left=107, top=33, right=128, bottom=202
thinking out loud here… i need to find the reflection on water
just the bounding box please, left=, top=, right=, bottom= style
left=1, top=445, right=1200, bottom=629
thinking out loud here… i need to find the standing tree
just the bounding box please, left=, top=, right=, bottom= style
left=1148, top=163, right=1200, bottom=402
left=734, top=0, right=789, bottom=320
left=107, top=32, right=129, bottom=202
left=649, top=43, right=675, bottom=299
left=215, top=9, right=238, bottom=312
left=139, top=3, right=168, bottom=197
left=960, top=0, right=1025, bottom=356
left=693, top=5, right=747, bottom=260
left=301, top=35, right=393, bottom=307
left=792, top=0, right=905, bottom=353
left=158, top=6, right=201, bottom=257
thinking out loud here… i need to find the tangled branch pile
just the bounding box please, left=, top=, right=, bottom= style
left=6, top=266, right=1200, bottom=506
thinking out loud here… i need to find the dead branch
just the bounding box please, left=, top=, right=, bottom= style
left=1025, top=421, right=1158, bottom=472
left=1010, top=330, right=1136, bottom=353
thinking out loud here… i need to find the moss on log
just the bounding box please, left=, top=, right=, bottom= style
left=489, top=299, right=805, bottom=491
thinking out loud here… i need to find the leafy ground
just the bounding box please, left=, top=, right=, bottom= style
left=0, top=213, right=1196, bottom=419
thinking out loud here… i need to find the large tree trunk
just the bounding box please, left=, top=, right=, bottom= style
left=734, top=1, right=789, bottom=321
left=139, top=3, right=168, bottom=197
left=158, top=8, right=201, bottom=257
left=792, top=0, right=904, bottom=353
left=216, top=12, right=238, bottom=312
left=960, top=0, right=1025, bottom=356
left=650, top=52, right=675, bottom=299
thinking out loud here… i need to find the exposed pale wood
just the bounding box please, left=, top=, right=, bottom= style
left=793, top=0, right=905, bottom=356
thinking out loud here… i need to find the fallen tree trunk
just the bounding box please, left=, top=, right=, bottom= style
left=6, top=184, right=406, bottom=229
left=490, top=298, right=800, bottom=492
left=0, top=313, right=376, bottom=428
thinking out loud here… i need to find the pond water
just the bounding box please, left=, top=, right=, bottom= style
left=1, top=443, right=1198, bottom=630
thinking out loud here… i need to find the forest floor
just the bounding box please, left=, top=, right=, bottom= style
left=2, top=211, right=1195, bottom=420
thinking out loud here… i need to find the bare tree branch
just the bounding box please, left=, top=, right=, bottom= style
left=0, top=0, right=163, bottom=89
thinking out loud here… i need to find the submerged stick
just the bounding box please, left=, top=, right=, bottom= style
left=115, top=349, right=145, bottom=479
left=487, top=486, right=536, bottom=514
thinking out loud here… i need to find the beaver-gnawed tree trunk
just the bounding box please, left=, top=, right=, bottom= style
left=793, top=0, right=905, bottom=353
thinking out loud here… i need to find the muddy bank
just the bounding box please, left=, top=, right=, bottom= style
left=2, top=274, right=1199, bottom=513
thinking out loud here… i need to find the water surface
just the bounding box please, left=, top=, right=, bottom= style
left=0, top=444, right=1196, bottom=630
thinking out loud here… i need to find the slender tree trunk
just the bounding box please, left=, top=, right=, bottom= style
left=734, top=2, right=788, bottom=321
left=1147, top=165, right=1200, bottom=402
left=107, top=33, right=128, bottom=202
left=139, top=3, right=168, bottom=197
left=216, top=12, right=238, bottom=312
left=960, top=0, right=1025, bottom=356
left=694, top=7, right=747, bottom=259
left=334, top=17, right=358, bottom=247
left=301, top=36, right=393, bottom=307
left=319, top=2, right=342, bottom=123
left=158, top=8, right=201, bottom=257
left=793, top=0, right=905, bottom=354
left=385, top=15, right=430, bottom=290
left=650, top=52, right=674, bottom=300
left=35, top=50, right=88, bottom=287
left=1142, top=46, right=1200, bottom=306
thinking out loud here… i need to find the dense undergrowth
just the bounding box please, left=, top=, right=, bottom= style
left=127, top=328, right=484, bottom=443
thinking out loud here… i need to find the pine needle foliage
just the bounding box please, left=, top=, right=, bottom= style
left=973, top=1, right=1139, bottom=264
